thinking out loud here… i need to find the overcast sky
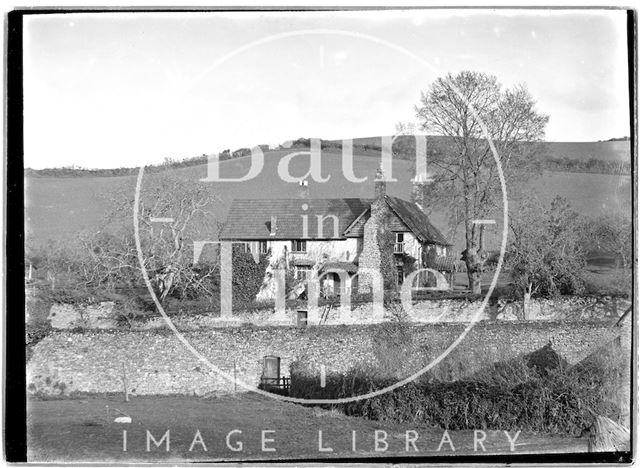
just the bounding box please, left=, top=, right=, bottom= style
left=24, top=9, right=629, bottom=169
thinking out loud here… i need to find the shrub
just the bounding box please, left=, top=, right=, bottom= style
left=290, top=343, right=625, bottom=435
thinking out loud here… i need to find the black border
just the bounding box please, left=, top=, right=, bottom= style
left=5, top=6, right=637, bottom=465
left=5, top=9, right=26, bottom=463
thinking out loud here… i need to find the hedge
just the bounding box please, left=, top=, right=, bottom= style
left=289, top=344, right=625, bottom=435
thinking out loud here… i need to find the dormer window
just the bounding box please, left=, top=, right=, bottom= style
left=292, top=240, right=307, bottom=253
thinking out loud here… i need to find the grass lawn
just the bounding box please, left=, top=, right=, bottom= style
left=27, top=393, right=587, bottom=462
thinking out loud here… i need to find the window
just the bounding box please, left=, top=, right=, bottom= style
left=292, top=240, right=307, bottom=253
left=259, top=241, right=269, bottom=254
left=394, top=233, right=405, bottom=254
left=237, top=243, right=250, bottom=253
left=397, top=266, right=404, bottom=285
left=295, top=265, right=311, bottom=280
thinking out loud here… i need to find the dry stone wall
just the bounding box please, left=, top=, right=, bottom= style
left=28, top=318, right=628, bottom=397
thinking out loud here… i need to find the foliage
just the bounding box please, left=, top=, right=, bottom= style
left=507, top=196, right=586, bottom=298
left=290, top=344, right=625, bottom=435
left=370, top=319, right=417, bottom=378
left=545, top=156, right=630, bottom=175
left=68, top=173, right=221, bottom=302
left=24, top=154, right=210, bottom=178
left=582, top=212, right=632, bottom=269
left=26, top=240, right=91, bottom=289
left=231, top=246, right=270, bottom=306
left=414, top=71, right=549, bottom=293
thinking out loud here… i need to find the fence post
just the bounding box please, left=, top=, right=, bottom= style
left=121, top=363, right=129, bottom=402
left=233, top=360, right=237, bottom=393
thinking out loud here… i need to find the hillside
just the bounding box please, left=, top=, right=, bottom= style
left=24, top=138, right=631, bottom=178
left=346, top=136, right=631, bottom=163
left=25, top=148, right=631, bottom=254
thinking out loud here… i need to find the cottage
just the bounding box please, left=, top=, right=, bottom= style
left=219, top=169, right=452, bottom=300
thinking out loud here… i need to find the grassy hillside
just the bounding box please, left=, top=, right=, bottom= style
left=346, top=136, right=631, bottom=163
left=25, top=148, right=631, bottom=255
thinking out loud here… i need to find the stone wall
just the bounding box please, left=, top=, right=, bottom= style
left=357, top=197, right=385, bottom=293
left=28, top=318, right=629, bottom=397
left=47, top=295, right=630, bottom=330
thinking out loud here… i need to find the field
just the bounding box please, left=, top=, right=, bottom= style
left=27, top=393, right=587, bottom=462
left=25, top=148, right=631, bottom=255
left=345, top=137, right=631, bottom=162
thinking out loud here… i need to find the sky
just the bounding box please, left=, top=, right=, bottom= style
left=23, top=9, right=630, bottom=169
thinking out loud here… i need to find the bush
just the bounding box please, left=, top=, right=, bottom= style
left=290, top=343, right=625, bottom=435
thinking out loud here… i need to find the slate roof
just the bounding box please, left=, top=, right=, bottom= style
left=219, top=198, right=372, bottom=240
left=219, top=196, right=451, bottom=246
left=385, top=196, right=452, bottom=246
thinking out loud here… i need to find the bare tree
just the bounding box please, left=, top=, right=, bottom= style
left=83, top=173, right=220, bottom=301
left=415, top=71, right=549, bottom=293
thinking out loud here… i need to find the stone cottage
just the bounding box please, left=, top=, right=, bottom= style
left=219, top=168, right=452, bottom=300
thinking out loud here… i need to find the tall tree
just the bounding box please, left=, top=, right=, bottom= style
left=415, top=71, right=549, bottom=293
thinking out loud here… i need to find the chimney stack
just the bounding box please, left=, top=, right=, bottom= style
left=374, top=165, right=386, bottom=201
left=298, top=179, right=309, bottom=198
left=270, top=216, right=277, bottom=237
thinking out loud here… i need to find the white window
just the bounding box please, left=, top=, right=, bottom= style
left=259, top=241, right=269, bottom=254
left=394, top=233, right=405, bottom=254
left=292, top=240, right=307, bottom=253
left=295, top=265, right=311, bottom=280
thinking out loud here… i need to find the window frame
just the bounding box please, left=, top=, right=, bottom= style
left=294, top=265, right=311, bottom=280
left=291, top=239, right=307, bottom=253
left=394, top=232, right=405, bottom=254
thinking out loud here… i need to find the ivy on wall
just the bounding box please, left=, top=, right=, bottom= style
left=231, top=246, right=270, bottom=305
